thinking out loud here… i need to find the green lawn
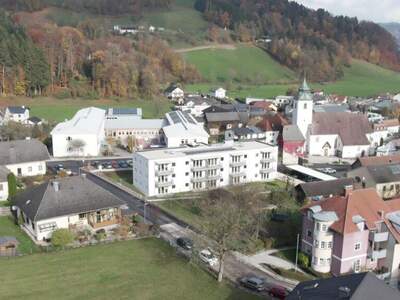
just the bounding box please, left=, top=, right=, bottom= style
left=103, top=171, right=144, bottom=196
left=156, top=199, right=204, bottom=228
left=0, top=216, right=38, bottom=255
left=185, top=58, right=400, bottom=99
left=262, top=264, right=314, bottom=282
left=271, top=248, right=297, bottom=264
left=0, top=238, right=260, bottom=300
left=184, top=45, right=295, bottom=84
left=0, top=97, right=172, bottom=122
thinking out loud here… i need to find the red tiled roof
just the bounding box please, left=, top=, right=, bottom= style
left=302, top=188, right=400, bottom=241
left=257, top=113, right=288, bottom=132
left=355, top=155, right=400, bottom=167
left=381, top=119, right=400, bottom=127
left=251, top=101, right=275, bottom=111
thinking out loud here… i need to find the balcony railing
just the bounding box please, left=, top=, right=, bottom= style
left=191, top=174, right=221, bottom=182
left=229, top=161, right=246, bottom=167
left=191, top=163, right=222, bottom=171
left=260, top=157, right=274, bottom=163
left=229, top=172, right=246, bottom=177
left=156, top=180, right=174, bottom=187
left=260, top=168, right=274, bottom=174
left=155, top=169, right=174, bottom=176
left=369, top=231, right=389, bottom=243
left=368, top=248, right=387, bottom=260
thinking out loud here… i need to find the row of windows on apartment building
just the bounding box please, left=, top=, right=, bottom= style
left=312, top=256, right=331, bottom=266
left=112, top=130, right=160, bottom=137
left=157, top=162, right=271, bottom=173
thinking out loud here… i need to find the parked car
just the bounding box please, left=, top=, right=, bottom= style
left=239, top=276, right=265, bottom=292
left=118, top=161, right=129, bottom=168
left=199, top=249, right=218, bottom=266
left=176, top=237, right=193, bottom=251
left=102, top=162, right=112, bottom=169
left=127, top=160, right=133, bottom=167
left=91, top=161, right=100, bottom=168
left=64, top=169, right=73, bottom=176
left=111, top=161, right=119, bottom=169
left=55, top=164, right=64, bottom=172
left=267, top=285, right=288, bottom=299
left=324, top=167, right=337, bottom=174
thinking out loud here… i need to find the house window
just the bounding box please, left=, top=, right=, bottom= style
left=172, top=163, right=176, bottom=167
left=316, top=222, right=320, bottom=231
left=28, top=166, right=32, bottom=172
left=185, top=172, right=189, bottom=176
left=320, top=258, right=324, bottom=265
left=38, top=165, right=43, bottom=171
left=327, top=258, right=331, bottom=264
left=354, top=259, right=361, bottom=272
left=307, top=230, right=312, bottom=237
left=79, top=213, right=86, bottom=219
left=314, top=240, right=319, bottom=248
left=185, top=161, right=189, bottom=165
left=328, top=241, right=332, bottom=249
left=185, top=183, right=189, bottom=187
left=304, top=103, right=308, bottom=109
left=172, top=185, right=175, bottom=189
left=313, top=256, right=317, bottom=264
left=322, top=224, right=327, bottom=231
left=321, top=241, right=326, bottom=249
left=355, top=242, right=361, bottom=251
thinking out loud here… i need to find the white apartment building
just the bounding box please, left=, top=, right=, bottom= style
left=133, top=141, right=278, bottom=197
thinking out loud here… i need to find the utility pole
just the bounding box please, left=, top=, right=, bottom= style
left=295, top=233, right=300, bottom=272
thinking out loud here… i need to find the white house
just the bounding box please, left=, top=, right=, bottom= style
left=162, top=111, right=209, bottom=147
left=113, top=25, right=138, bottom=35
left=175, top=96, right=218, bottom=117
left=214, top=87, right=226, bottom=99
left=3, top=106, right=30, bottom=124
left=0, top=139, right=49, bottom=177
left=0, top=166, right=9, bottom=201
left=165, top=85, right=184, bottom=100
left=133, top=140, right=278, bottom=197
left=13, top=175, right=125, bottom=241
left=51, top=107, right=106, bottom=157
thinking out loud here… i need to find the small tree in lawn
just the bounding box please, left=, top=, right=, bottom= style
left=68, top=139, right=86, bottom=156
left=198, top=188, right=254, bottom=282
left=7, top=173, right=17, bottom=200
left=298, top=252, right=310, bottom=268
left=51, top=229, right=74, bottom=248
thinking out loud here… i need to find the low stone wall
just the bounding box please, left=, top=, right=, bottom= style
left=0, top=207, right=11, bottom=216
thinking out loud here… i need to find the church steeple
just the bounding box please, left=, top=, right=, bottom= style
left=299, top=76, right=310, bottom=93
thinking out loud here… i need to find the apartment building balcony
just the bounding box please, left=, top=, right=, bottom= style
left=369, top=231, right=389, bottom=243
left=229, top=172, right=246, bottom=178
left=229, top=161, right=246, bottom=167
left=155, top=169, right=174, bottom=176
left=260, top=168, right=274, bottom=174
left=191, top=164, right=222, bottom=171
left=368, top=248, right=387, bottom=260
left=191, top=174, right=221, bottom=183
left=156, top=180, right=174, bottom=187
left=260, top=157, right=274, bottom=163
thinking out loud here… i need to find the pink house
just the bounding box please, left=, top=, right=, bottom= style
left=301, top=188, right=400, bottom=285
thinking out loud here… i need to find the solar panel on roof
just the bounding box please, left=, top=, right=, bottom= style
left=389, top=165, right=400, bottom=175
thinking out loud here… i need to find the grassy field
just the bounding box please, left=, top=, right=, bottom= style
left=184, top=45, right=295, bottom=84
left=185, top=59, right=400, bottom=99
left=103, top=171, right=144, bottom=195
left=0, top=238, right=260, bottom=300
left=0, top=216, right=38, bottom=255
left=0, top=97, right=172, bottom=123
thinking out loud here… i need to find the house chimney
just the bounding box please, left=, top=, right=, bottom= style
left=344, top=185, right=353, bottom=196
left=378, top=210, right=385, bottom=220
left=338, top=286, right=351, bottom=299
left=53, top=181, right=60, bottom=192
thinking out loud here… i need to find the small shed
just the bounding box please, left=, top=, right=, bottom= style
left=0, top=236, right=19, bottom=256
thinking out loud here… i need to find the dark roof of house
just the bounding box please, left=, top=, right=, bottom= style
left=203, top=104, right=235, bottom=113
left=287, top=272, right=400, bottom=300
left=257, top=113, right=289, bottom=132
left=0, top=236, right=18, bottom=246
left=7, top=106, right=29, bottom=114
left=312, top=112, right=372, bottom=145
left=296, top=178, right=354, bottom=198
left=28, top=116, right=42, bottom=124
left=205, top=112, right=240, bottom=123
left=183, top=96, right=219, bottom=106
left=0, top=139, right=50, bottom=165
left=283, top=125, right=305, bottom=141
left=0, top=165, right=10, bottom=181
left=352, top=155, right=400, bottom=169
left=13, top=175, right=126, bottom=222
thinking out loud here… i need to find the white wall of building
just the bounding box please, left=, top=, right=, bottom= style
left=308, top=134, right=338, bottom=157
left=4, top=108, right=30, bottom=124
left=0, top=180, right=9, bottom=201
left=52, top=132, right=104, bottom=157
left=341, top=145, right=370, bottom=159
left=6, top=161, right=46, bottom=177
left=133, top=141, right=278, bottom=197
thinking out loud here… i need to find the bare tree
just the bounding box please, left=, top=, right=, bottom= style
left=198, top=187, right=256, bottom=282
left=69, top=139, right=86, bottom=156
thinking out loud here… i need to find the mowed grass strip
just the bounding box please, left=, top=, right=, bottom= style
left=0, top=238, right=261, bottom=300
left=184, top=45, right=295, bottom=84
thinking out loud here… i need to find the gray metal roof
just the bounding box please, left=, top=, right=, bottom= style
left=7, top=106, right=28, bottom=114
left=0, top=139, right=50, bottom=165
left=313, top=211, right=338, bottom=222
left=13, top=176, right=125, bottom=222
left=297, top=178, right=354, bottom=198
left=287, top=272, right=400, bottom=300
left=309, top=205, right=322, bottom=213
left=0, top=236, right=18, bottom=245
left=283, top=125, right=305, bottom=141
left=205, top=112, right=240, bottom=123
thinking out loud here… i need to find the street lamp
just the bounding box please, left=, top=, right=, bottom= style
left=144, top=201, right=149, bottom=224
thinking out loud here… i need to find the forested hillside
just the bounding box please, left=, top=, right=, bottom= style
left=0, top=10, right=49, bottom=96
left=195, top=0, right=400, bottom=81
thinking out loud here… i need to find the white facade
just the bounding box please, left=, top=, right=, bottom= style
left=4, top=107, right=30, bottom=124
left=6, top=161, right=46, bottom=177
left=214, top=88, right=226, bottom=99
left=0, top=180, right=8, bottom=201
left=293, top=79, right=313, bottom=138
left=133, top=141, right=278, bottom=197
left=177, top=100, right=212, bottom=117
left=51, top=107, right=106, bottom=157
left=166, top=87, right=184, bottom=99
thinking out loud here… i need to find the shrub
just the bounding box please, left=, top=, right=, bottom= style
left=54, top=88, right=72, bottom=99
left=7, top=173, right=17, bottom=200
left=298, top=252, right=310, bottom=268
left=95, top=231, right=106, bottom=241
left=51, top=229, right=74, bottom=248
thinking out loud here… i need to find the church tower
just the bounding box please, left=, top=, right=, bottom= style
left=293, top=77, right=313, bottom=137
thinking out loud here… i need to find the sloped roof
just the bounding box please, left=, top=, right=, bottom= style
left=205, top=112, right=240, bottom=123
left=287, top=272, right=400, bottom=300
left=351, top=164, right=400, bottom=185
left=381, top=118, right=400, bottom=127
left=283, top=125, right=305, bottom=141
left=13, top=176, right=125, bottom=222
left=7, top=106, right=29, bottom=114
left=51, top=107, right=105, bottom=135
left=0, top=139, right=50, bottom=165
left=297, top=178, right=354, bottom=198
left=311, top=112, right=372, bottom=145
left=105, top=116, right=165, bottom=130
left=0, top=236, right=18, bottom=246
left=257, top=113, right=289, bottom=132
left=352, top=155, right=400, bottom=168
left=28, top=116, right=42, bottom=124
